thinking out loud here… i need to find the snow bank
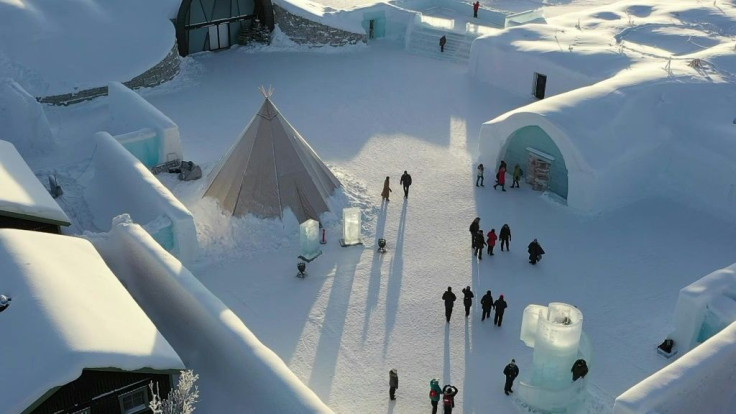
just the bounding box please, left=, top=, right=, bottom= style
left=0, top=229, right=184, bottom=414
left=276, top=0, right=367, bottom=33
left=669, top=263, right=736, bottom=354
left=0, top=140, right=70, bottom=226
left=613, top=321, right=736, bottom=414
left=108, top=82, right=183, bottom=167
left=82, top=132, right=197, bottom=263
left=0, top=0, right=177, bottom=96
left=470, top=24, right=631, bottom=99
left=0, top=78, right=55, bottom=156
left=92, top=219, right=333, bottom=414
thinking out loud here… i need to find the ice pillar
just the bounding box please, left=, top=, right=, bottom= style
left=518, top=302, right=588, bottom=412
left=340, top=207, right=362, bottom=246
left=299, top=219, right=321, bottom=261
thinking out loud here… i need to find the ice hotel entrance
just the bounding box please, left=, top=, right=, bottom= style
left=502, top=125, right=568, bottom=200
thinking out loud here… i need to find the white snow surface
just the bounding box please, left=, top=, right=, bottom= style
left=0, top=0, right=179, bottom=96
left=6, top=0, right=736, bottom=412
left=0, top=140, right=69, bottom=225
left=0, top=229, right=184, bottom=414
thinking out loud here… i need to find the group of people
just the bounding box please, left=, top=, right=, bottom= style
left=441, top=286, right=508, bottom=326
left=381, top=171, right=413, bottom=203
left=469, top=218, right=512, bottom=260
left=389, top=360, right=520, bottom=412
left=476, top=161, right=523, bottom=191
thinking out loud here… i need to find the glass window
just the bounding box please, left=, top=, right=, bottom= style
left=118, top=386, right=149, bottom=414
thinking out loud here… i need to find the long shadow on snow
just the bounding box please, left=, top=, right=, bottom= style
left=307, top=246, right=363, bottom=398
left=363, top=202, right=388, bottom=342
left=382, top=199, right=408, bottom=357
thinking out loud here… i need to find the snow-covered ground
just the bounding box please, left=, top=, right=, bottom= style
left=8, top=0, right=736, bottom=412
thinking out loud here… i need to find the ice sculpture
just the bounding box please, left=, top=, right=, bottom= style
left=299, top=219, right=322, bottom=262
left=517, top=302, right=590, bottom=412
left=340, top=207, right=362, bottom=246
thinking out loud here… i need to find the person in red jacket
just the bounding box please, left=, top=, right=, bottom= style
left=473, top=1, right=480, bottom=18
left=486, top=228, right=497, bottom=256
left=494, top=163, right=507, bottom=191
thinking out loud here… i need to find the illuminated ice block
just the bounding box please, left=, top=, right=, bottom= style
left=299, top=219, right=321, bottom=261
left=340, top=207, right=362, bottom=246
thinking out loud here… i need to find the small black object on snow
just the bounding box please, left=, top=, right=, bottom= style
left=0, top=295, right=11, bottom=313
left=297, top=262, right=307, bottom=278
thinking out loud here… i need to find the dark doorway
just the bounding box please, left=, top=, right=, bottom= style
left=533, top=73, right=547, bottom=99
left=369, top=19, right=375, bottom=39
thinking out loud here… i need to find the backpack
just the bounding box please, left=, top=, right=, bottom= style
left=429, top=389, right=438, bottom=399
left=443, top=394, right=452, bottom=407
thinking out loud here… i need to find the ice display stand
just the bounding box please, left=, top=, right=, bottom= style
left=518, top=302, right=591, bottom=412
left=298, top=219, right=322, bottom=262
left=340, top=207, right=362, bottom=247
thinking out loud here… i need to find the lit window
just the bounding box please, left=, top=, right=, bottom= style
left=118, top=386, right=149, bottom=414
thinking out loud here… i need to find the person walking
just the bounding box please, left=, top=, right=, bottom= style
left=486, top=228, right=497, bottom=256
left=571, top=359, right=589, bottom=381
left=442, top=286, right=456, bottom=323
left=469, top=217, right=480, bottom=249
left=499, top=224, right=511, bottom=251
left=462, top=286, right=474, bottom=317
left=389, top=369, right=399, bottom=400
left=473, top=1, right=480, bottom=18
left=512, top=164, right=523, bottom=188
left=381, top=176, right=392, bottom=203
left=476, top=163, right=485, bottom=187
left=439, top=35, right=447, bottom=53
left=480, top=290, right=493, bottom=321
left=429, top=378, right=443, bottom=414
left=503, top=359, right=519, bottom=395
left=493, top=162, right=507, bottom=191
left=442, top=384, right=458, bottom=414
left=399, top=170, right=412, bottom=199
left=473, top=229, right=486, bottom=260
left=493, top=294, right=507, bottom=326
left=528, top=238, right=545, bottom=265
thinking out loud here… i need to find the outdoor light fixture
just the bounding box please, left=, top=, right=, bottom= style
left=0, top=295, right=11, bottom=313
left=297, top=262, right=307, bottom=278
left=377, top=238, right=387, bottom=253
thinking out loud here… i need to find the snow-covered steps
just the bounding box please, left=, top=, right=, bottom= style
left=404, top=15, right=500, bottom=65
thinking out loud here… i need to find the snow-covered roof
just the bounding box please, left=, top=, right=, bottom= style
left=0, top=229, right=185, bottom=413
left=0, top=0, right=178, bottom=96
left=0, top=140, right=70, bottom=226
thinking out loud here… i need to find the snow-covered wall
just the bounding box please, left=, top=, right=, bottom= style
left=669, top=263, right=736, bottom=354
left=93, top=219, right=333, bottom=414
left=613, top=321, right=736, bottom=414
left=108, top=82, right=183, bottom=166
left=82, top=132, right=197, bottom=263
left=469, top=25, right=630, bottom=99
left=0, top=78, right=55, bottom=156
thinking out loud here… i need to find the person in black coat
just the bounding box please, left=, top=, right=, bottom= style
left=442, top=286, right=457, bottom=323
left=499, top=224, right=511, bottom=251
left=399, top=171, right=412, bottom=199
left=469, top=217, right=480, bottom=249
left=503, top=359, right=519, bottom=395
left=389, top=368, right=399, bottom=400
left=493, top=294, right=507, bottom=326
left=473, top=230, right=486, bottom=260
left=439, top=35, right=447, bottom=52
left=571, top=359, right=588, bottom=381
left=480, top=290, right=493, bottom=321
left=442, top=384, right=458, bottom=414
left=528, top=238, right=545, bottom=264
left=461, top=286, right=474, bottom=317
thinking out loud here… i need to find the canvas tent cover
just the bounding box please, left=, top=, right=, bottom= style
left=203, top=97, right=341, bottom=223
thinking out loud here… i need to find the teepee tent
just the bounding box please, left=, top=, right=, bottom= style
left=203, top=90, right=341, bottom=223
